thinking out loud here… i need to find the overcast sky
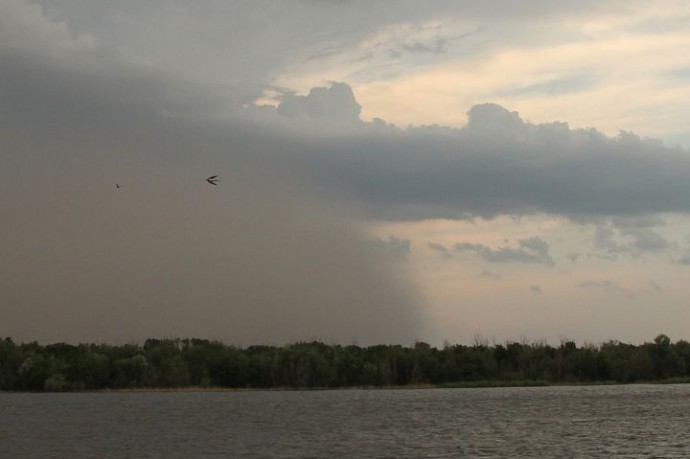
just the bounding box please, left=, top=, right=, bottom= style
left=3, top=0, right=690, bottom=346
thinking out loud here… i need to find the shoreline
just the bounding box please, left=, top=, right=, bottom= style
left=4, top=379, right=690, bottom=394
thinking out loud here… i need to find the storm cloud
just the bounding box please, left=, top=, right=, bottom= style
left=279, top=100, right=690, bottom=222
left=0, top=2, right=423, bottom=345
left=429, top=237, right=555, bottom=267
left=4, top=0, right=690, bottom=346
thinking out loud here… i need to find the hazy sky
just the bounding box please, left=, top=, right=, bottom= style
left=3, top=0, right=690, bottom=346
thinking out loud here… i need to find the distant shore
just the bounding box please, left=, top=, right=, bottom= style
left=3, top=335, right=690, bottom=392
left=4, top=378, right=681, bottom=394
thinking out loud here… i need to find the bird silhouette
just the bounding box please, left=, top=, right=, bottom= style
left=206, top=175, right=220, bottom=185
left=115, top=184, right=121, bottom=189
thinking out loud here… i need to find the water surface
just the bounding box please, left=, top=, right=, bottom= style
left=2, top=384, right=689, bottom=458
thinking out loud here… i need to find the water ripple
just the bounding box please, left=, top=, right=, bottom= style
left=2, top=385, right=690, bottom=458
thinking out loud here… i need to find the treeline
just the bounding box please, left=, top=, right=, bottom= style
left=1, top=334, right=690, bottom=391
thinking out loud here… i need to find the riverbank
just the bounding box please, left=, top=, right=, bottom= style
left=4, top=335, right=690, bottom=392
left=16, top=377, right=682, bottom=393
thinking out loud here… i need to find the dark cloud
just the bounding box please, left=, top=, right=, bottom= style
left=428, top=243, right=454, bottom=259
left=22, top=0, right=642, bottom=109
left=622, top=228, right=672, bottom=252
left=594, top=225, right=673, bottom=255
left=594, top=226, right=624, bottom=253
left=277, top=83, right=362, bottom=124
left=0, top=3, right=423, bottom=345
left=454, top=237, right=555, bottom=267
left=285, top=100, right=690, bottom=222
left=2, top=0, right=688, bottom=346
left=14, top=3, right=689, bottom=228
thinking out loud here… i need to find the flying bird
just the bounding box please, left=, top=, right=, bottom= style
left=206, top=175, right=220, bottom=185
left=115, top=184, right=121, bottom=189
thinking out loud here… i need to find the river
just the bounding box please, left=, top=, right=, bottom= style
left=2, top=384, right=689, bottom=457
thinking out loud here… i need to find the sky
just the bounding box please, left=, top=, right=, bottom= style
left=3, top=0, right=690, bottom=346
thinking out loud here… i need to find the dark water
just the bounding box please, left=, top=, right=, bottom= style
left=2, top=384, right=690, bottom=458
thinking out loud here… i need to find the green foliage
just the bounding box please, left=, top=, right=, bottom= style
left=2, top=335, right=690, bottom=391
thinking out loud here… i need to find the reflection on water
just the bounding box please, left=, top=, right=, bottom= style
left=2, top=384, right=690, bottom=458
